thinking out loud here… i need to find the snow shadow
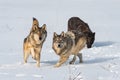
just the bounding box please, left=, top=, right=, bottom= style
left=41, top=57, right=117, bottom=66
left=41, top=60, right=57, bottom=65
left=93, top=41, right=115, bottom=47
left=30, top=57, right=118, bottom=66
left=84, top=57, right=118, bottom=64
left=28, top=59, right=57, bottom=66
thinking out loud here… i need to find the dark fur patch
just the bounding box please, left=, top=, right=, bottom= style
left=68, top=17, right=95, bottom=48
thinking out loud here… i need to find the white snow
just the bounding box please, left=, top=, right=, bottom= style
left=0, top=0, right=120, bottom=80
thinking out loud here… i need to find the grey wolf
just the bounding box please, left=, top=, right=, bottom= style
left=52, top=31, right=86, bottom=67
left=23, top=17, right=47, bottom=67
left=68, top=17, right=95, bottom=48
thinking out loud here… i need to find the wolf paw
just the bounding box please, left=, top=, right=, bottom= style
left=54, top=63, right=61, bottom=68
left=79, top=60, right=83, bottom=63
left=24, top=61, right=27, bottom=64
left=36, top=64, right=40, bottom=67
left=32, top=56, right=36, bottom=60
left=69, top=61, right=74, bottom=64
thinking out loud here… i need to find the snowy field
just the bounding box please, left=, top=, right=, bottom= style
left=0, top=0, right=120, bottom=80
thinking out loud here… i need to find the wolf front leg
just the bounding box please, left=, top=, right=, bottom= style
left=31, top=48, right=36, bottom=60
left=23, top=51, right=30, bottom=64
left=54, top=56, right=69, bottom=67
left=36, top=53, right=40, bottom=67
left=35, top=47, right=42, bottom=67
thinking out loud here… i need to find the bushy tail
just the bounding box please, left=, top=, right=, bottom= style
left=66, top=31, right=75, bottom=40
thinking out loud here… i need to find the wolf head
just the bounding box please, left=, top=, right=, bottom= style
left=86, top=32, right=95, bottom=48
left=53, top=32, right=66, bottom=48
left=52, top=32, right=68, bottom=55
left=30, top=18, right=47, bottom=44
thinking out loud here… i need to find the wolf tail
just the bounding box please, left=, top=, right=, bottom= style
left=66, top=31, right=75, bottom=40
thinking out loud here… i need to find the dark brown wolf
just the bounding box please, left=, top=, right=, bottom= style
left=23, top=17, right=47, bottom=67
left=52, top=31, right=86, bottom=67
left=68, top=17, right=95, bottom=48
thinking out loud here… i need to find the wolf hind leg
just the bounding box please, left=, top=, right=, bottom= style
left=77, top=53, right=83, bottom=63
left=69, top=55, right=77, bottom=64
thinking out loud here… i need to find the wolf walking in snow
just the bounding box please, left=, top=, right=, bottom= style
left=23, top=18, right=47, bottom=67
left=52, top=31, right=86, bottom=67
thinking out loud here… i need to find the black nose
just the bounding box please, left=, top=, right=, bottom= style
left=58, top=44, right=61, bottom=48
left=39, top=37, right=42, bottom=40
left=87, top=45, right=92, bottom=48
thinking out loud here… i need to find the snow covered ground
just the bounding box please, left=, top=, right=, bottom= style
left=0, top=0, right=120, bottom=80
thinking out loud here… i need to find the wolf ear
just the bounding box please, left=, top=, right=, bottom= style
left=61, top=31, right=65, bottom=37
left=32, top=17, right=39, bottom=27
left=54, top=32, right=57, bottom=38
left=41, top=24, right=46, bottom=31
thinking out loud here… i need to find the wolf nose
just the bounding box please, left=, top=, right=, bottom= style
left=87, top=45, right=92, bottom=48
left=39, top=37, right=42, bottom=40
left=58, top=44, right=61, bottom=48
